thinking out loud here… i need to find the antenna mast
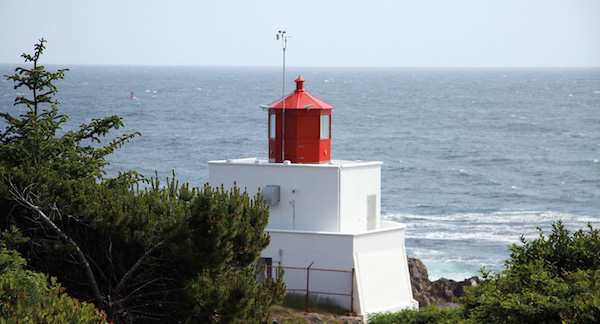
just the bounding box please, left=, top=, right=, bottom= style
left=277, top=30, right=290, bottom=162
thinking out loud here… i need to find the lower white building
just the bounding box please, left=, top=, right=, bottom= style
left=208, top=157, right=418, bottom=317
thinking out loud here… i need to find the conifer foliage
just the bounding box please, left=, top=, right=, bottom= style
left=459, top=221, right=600, bottom=323
left=0, top=39, right=284, bottom=323
left=370, top=221, right=600, bottom=324
left=0, top=229, right=108, bottom=323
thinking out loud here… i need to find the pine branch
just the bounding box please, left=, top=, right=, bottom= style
left=112, top=241, right=164, bottom=300
left=6, top=176, right=106, bottom=308
left=123, top=277, right=177, bottom=303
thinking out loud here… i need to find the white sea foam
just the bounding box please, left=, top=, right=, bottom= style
left=409, top=248, right=502, bottom=280
left=384, top=210, right=597, bottom=225
left=396, top=209, right=600, bottom=280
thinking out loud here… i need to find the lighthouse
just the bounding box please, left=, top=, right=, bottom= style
left=208, top=78, right=417, bottom=317
left=267, top=76, right=333, bottom=163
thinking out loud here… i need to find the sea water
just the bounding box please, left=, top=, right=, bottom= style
left=1, top=65, right=599, bottom=280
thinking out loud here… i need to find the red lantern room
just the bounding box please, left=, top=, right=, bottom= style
left=266, top=76, right=334, bottom=163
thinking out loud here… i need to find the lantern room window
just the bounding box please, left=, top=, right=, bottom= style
left=320, top=114, right=330, bottom=139
left=270, top=114, right=276, bottom=139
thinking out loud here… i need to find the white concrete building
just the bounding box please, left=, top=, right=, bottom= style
left=208, top=77, right=417, bottom=317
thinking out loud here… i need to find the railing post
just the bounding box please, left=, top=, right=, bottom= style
left=306, top=261, right=314, bottom=313
left=264, top=263, right=268, bottom=282
left=350, top=268, right=355, bottom=314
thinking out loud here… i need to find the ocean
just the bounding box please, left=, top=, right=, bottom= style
left=1, top=65, right=599, bottom=280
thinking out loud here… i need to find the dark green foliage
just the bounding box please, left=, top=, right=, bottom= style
left=186, top=266, right=285, bottom=323
left=508, top=221, right=600, bottom=275
left=1, top=39, right=285, bottom=323
left=0, top=231, right=108, bottom=323
left=369, top=305, right=466, bottom=324
left=371, top=221, right=600, bottom=324
left=460, top=221, right=600, bottom=324
left=187, top=184, right=271, bottom=270
left=184, top=184, right=285, bottom=321
left=2, top=39, right=139, bottom=180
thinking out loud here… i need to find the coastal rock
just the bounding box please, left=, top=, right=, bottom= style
left=407, top=257, right=431, bottom=306
left=408, top=257, right=431, bottom=293
left=408, top=258, right=480, bottom=308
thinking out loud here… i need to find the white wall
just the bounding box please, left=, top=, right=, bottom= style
left=209, top=158, right=417, bottom=316
left=263, top=230, right=355, bottom=311
left=353, top=221, right=417, bottom=314
left=209, top=159, right=339, bottom=232
left=262, top=224, right=417, bottom=315
left=208, top=158, right=382, bottom=233
left=339, top=166, right=381, bottom=232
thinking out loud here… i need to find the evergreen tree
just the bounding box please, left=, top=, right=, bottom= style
left=1, top=38, right=137, bottom=179
left=0, top=39, right=285, bottom=323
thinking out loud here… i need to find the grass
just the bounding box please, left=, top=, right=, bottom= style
left=270, top=305, right=310, bottom=324
left=280, top=292, right=348, bottom=315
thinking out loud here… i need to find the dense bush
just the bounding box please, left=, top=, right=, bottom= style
left=0, top=230, right=107, bottom=323
left=460, top=221, right=600, bottom=324
left=371, top=221, right=600, bottom=324
left=369, top=304, right=465, bottom=324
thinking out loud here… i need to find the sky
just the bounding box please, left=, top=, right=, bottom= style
left=1, top=0, right=599, bottom=68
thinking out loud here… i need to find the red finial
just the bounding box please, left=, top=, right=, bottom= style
left=295, top=76, right=305, bottom=92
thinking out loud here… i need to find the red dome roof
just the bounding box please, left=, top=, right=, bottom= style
left=266, top=76, right=334, bottom=110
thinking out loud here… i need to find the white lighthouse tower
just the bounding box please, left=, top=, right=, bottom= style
left=208, top=77, right=417, bottom=317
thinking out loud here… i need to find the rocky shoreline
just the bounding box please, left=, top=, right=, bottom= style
left=408, top=258, right=480, bottom=308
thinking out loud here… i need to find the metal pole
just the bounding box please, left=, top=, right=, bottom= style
left=306, top=261, right=314, bottom=313
left=264, top=262, right=268, bottom=282
left=278, top=30, right=288, bottom=162
left=351, top=268, right=355, bottom=314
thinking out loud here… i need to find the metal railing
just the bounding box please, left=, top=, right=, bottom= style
left=266, top=263, right=355, bottom=313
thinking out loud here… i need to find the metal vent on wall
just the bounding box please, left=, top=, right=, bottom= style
left=262, top=185, right=280, bottom=205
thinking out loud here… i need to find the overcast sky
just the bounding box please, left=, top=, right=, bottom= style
left=1, top=0, right=599, bottom=67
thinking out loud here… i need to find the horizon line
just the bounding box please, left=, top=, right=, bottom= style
left=1, top=62, right=599, bottom=69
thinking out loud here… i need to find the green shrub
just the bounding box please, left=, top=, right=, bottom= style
left=0, top=235, right=107, bottom=323
left=371, top=221, right=600, bottom=324
left=460, top=221, right=600, bottom=323
left=369, top=304, right=467, bottom=324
